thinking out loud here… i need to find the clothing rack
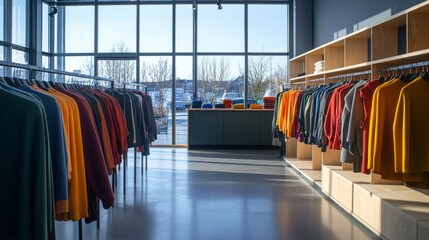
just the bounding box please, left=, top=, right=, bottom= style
left=0, top=60, right=115, bottom=240
left=308, top=77, right=325, bottom=83
left=327, top=70, right=372, bottom=81
left=120, top=81, right=149, bottom=191
left=380, top=61, right=429, bottom=74
left=0, top=60, right=113, bottom=83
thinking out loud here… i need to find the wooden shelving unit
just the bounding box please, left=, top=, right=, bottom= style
left=286, top=1, right=429, bottom=239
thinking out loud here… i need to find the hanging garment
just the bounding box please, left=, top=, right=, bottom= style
left=41, top=86, right=89, bottom=221
left=54, top=86, right=114, bottom=222
left=367, top=79, right=405, bottom=180
left=359, top=80, right=382, bottom=174
left=0, top=84, right=54, bottom=240
left=345, top=81, right=366, bottom=172
left=20, top=85, right=69, bottom=214
left=340, top=80, right=366, bottom=169
left=324, top=83, right=353, bottom=150
left=394, top=77, right=429, bottom=174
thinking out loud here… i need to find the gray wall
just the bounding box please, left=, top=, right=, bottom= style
left=312, top=0, right=426, bottom=48
left=293, top=0, right=313, bottom=56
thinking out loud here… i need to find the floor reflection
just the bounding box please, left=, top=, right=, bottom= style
left=55, top=148, right=380, bottom=240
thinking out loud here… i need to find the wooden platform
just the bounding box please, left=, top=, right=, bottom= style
left=286, top=158, right=322, bottom=185
left=285, top=158, right=429, bottom=239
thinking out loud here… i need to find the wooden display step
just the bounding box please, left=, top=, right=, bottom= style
left=285, top=158, right=322, bottom=186
left=309, top=164, right=429, bottom=239
left=418, top=221, right=429, bottom=240
left=353, top=184, right=429, bottom=240
left=322, top=165, right=371, bottom=212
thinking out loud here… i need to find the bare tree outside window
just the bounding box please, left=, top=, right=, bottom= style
left=198, top=57, right=230, bottom=104
left=141, top=58, right=172, bottom=118
left=247, top=56, right=271, bottom=100
left=83, top=41, right=136, bottom=83
left=272, top=62, right=288, bottom=93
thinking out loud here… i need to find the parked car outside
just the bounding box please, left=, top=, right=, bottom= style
left=221, top=92, right=241, bottom=102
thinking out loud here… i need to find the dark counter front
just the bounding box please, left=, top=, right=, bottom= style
left=188, top=109, right=278, bottom=149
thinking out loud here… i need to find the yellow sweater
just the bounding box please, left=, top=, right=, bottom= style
left=394, top=77, right=429, bottom=173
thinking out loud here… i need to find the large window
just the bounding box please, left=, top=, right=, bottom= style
left=65, top=6, right=94, bottom=53
left=198, top=5, right=244, bottom=52
left=98, top=5, right=136, bottom=52
left=140, top=5, right=172, bottom=53
left=50, top=1, right=289, bottom=145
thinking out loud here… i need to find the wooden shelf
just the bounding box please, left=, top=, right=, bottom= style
left=290, top=75, right=306, bottom=82
left=286, top=2, right=429, bottom=239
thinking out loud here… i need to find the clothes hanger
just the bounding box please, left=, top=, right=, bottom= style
left=421, top=62, right=429, bottom=81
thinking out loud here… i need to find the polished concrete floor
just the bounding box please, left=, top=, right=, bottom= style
left=55, top=148, right=380, bottom=240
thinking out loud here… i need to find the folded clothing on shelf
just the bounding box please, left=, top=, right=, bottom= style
left=232, top=103, right=245, bottom=109
left=249, top=104, right=263, bottom=109
left=314, top=60, right=324, bottom=73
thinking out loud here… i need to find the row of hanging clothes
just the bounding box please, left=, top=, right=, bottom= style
left=273, top=63, right=429, bottom=188
left=0, top=67, right=125, bottom=239
left=108, top=84, right=157, bottom=157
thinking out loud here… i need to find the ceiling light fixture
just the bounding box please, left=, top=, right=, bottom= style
left=193, top=0, right=197, bottom=11
left=48, top=4, right=57, bottom=17
left=217, top=0, right=223, bottom=10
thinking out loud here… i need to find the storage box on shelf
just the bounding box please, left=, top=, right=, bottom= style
left=286, top=1, right=429, bottom=238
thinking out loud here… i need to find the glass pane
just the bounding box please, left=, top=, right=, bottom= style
left=54, top=8, right=59, bottom=53
left=12, top=0, right=27, bottom=46
left=140, top=56, right=173, bottom=145
left=65, top=56, right=95, bottom=75
left=198, top=5, right=244, bottom=52
left=65, top=6, right=94, bottom=53
left=98, top=59, right=136, bottom=83
left=98, top=5, right=136, bottom=52
left=43, top=3, right=49, bottom=52
left=12, top=49, right=28, bottom=64
left=248, top=56, right=288, bottom=102
left=197, top=56, right=244, bottom=104
left=0, top=0, right=4, bottom=41
left=140, top=5, right=172, bottom=53
left=0, top=46, right=3, bottom=60
left=42, top=55, right=50, bottom=68
left=175, top=56, right=192, bottom=145
left=176, top=5, right=192, bottom=53
left=248, top=5, right=288, bottom=52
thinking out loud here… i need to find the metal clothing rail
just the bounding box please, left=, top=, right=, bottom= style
left=380, top=61, right=429, bottom=74
left=327, top=70, right=372, bottom=80
left=0, top=60, right=113, bottom=83
left=121, top=82, right=149, bottom=188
